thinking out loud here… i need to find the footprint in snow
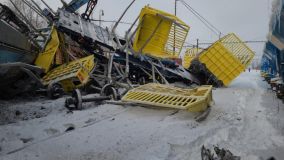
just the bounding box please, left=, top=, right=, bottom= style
left=44, top=128, right=60, bottom=135
left=64, top=123, right=76, bottom=132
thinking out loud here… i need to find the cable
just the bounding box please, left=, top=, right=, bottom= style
left=183, top=1, right=221, bottom=35
left=182, top=40, right=266, bottom=49
left=180, top=0, right=221, bottom=36
left=198, top=40, right=266, bottom=45
left=180, top=0, right=222, bottom=35
left=179, top=0, right=222, bottom=37
left=89, top=19, right=136, bottom=26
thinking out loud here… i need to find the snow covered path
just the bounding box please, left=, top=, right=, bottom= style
left=0, top=70, right=284, bottom=160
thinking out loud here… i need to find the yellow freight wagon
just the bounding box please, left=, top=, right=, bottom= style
left=133, top=6, right=190, bottom=59
left=194, top=33, right=254, bottom=86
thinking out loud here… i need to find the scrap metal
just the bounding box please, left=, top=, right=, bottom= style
left=122, top=83, right=213, bottom=112
left=0, top=0, right=254, bottom=115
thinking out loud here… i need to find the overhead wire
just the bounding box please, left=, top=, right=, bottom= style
left=198, top=40, right=267, bottom=45
left=178, top=0, right=222, bottom=37
left=183, top=40, right=266, bottom=49
left=90, top=19, right=136, bottom=26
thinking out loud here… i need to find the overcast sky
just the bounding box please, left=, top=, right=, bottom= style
left=1, top=0, right=272, bottom=58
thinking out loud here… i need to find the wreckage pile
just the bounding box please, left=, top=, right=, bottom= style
left=0, top=0, right=254, bottom=114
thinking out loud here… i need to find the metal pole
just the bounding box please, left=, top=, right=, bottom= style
left=30, top=0, right=44, bottom=12
left=107, top=53, right=114, bottom=84
left=112, top=0, right=136, bottom=33
left=39, top=0, right=55, bottom=15
left=22, top=0, right=50, bottom=24
left=197, top=39, right=199, bottom=53
left=9, top=0, right=46, bottom=41
left=111, top=0, right=136, bottom=49
left=175, top=0, right=177, bottom=16
left=151, top=60, right=156, bottom=83
left=174, top=0, right=177, bottom=55
left=99, top=12, right=101, bottom=27
left=99, top=10, right=104, bottom=27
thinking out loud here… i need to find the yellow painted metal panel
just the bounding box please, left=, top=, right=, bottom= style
left=183, top=48, right=203, bottom=69
left=198, top=33, right=255, bottom=86
left=133, top=6, right=190, bottom=59
left=42, top=55, right=95, bottom=92
left=122, top=83, right=213, bottom=112
left=35, top=26, right=60, bottom=73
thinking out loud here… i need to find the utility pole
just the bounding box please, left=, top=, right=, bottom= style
left=197, top=39, right=199, bottom=53
left=99, top=10, right=104, bottom=27
left=175, top=0, right=177, bottom=16
left=173, top=0, right=177, bottom=55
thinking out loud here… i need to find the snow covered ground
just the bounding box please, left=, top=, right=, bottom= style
left=0, top=70, right=284, bottom=160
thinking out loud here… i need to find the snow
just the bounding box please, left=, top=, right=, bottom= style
left=0, top=70, right=284, bottom=160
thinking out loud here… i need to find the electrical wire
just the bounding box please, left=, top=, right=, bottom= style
left=179, top=0, right=222, bottom=37
left=89, top=19, right=136, bottom=26
left=198, top=40, right=267, bottom=45
left=182, top=40, right=266, bottom=49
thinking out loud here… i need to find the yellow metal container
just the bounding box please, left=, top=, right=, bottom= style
left=198, top=33, right=255, bottom=86
left=122, top=83, right=213, bottom=112
left=183, top=48, right=203, bottom=69
left=35, top=26, right=60, bottom=73
left=133, top=6, right=190, bottom=59
left=42, top=55, right=95, bottom=92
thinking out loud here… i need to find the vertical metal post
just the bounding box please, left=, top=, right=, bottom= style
left=151, top=60, right=156, bottom=83
left=197, top=39, right=199, bottom=54
left=174, top=0, right=177, bottom=55
left=107, top=53, right=114, bottom=84
left=175, top=0, right=177, bottom=16
left=99, top=12, right=101, bottom=27
left=99, top=10, right=104, bottom=27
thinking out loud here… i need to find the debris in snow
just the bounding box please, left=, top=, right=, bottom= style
left=169, top=110, right=179, bottom=116
left=0, top=99, right=53, bottom=125
left=20, top=137, right=34, bottom=144
left=64, top=124, right=75, bottom=132
left=15, top=110, right=21, bottom=116
left=195, top=107, right=212, bottom=122
left=85, top=118, right=96, bottom=124
left=201, top=145, right=241, bottom=160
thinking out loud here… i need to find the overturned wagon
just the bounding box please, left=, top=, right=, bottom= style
left=189, top=33, right=255, bottom=87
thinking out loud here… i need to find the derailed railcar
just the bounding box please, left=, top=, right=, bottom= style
left=261, top=42, right=280, bottom=81
left=261, top=0, right=284, bottom=100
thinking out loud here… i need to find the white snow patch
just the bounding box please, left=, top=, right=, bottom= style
left=0, top=70, right=284, bottom=160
